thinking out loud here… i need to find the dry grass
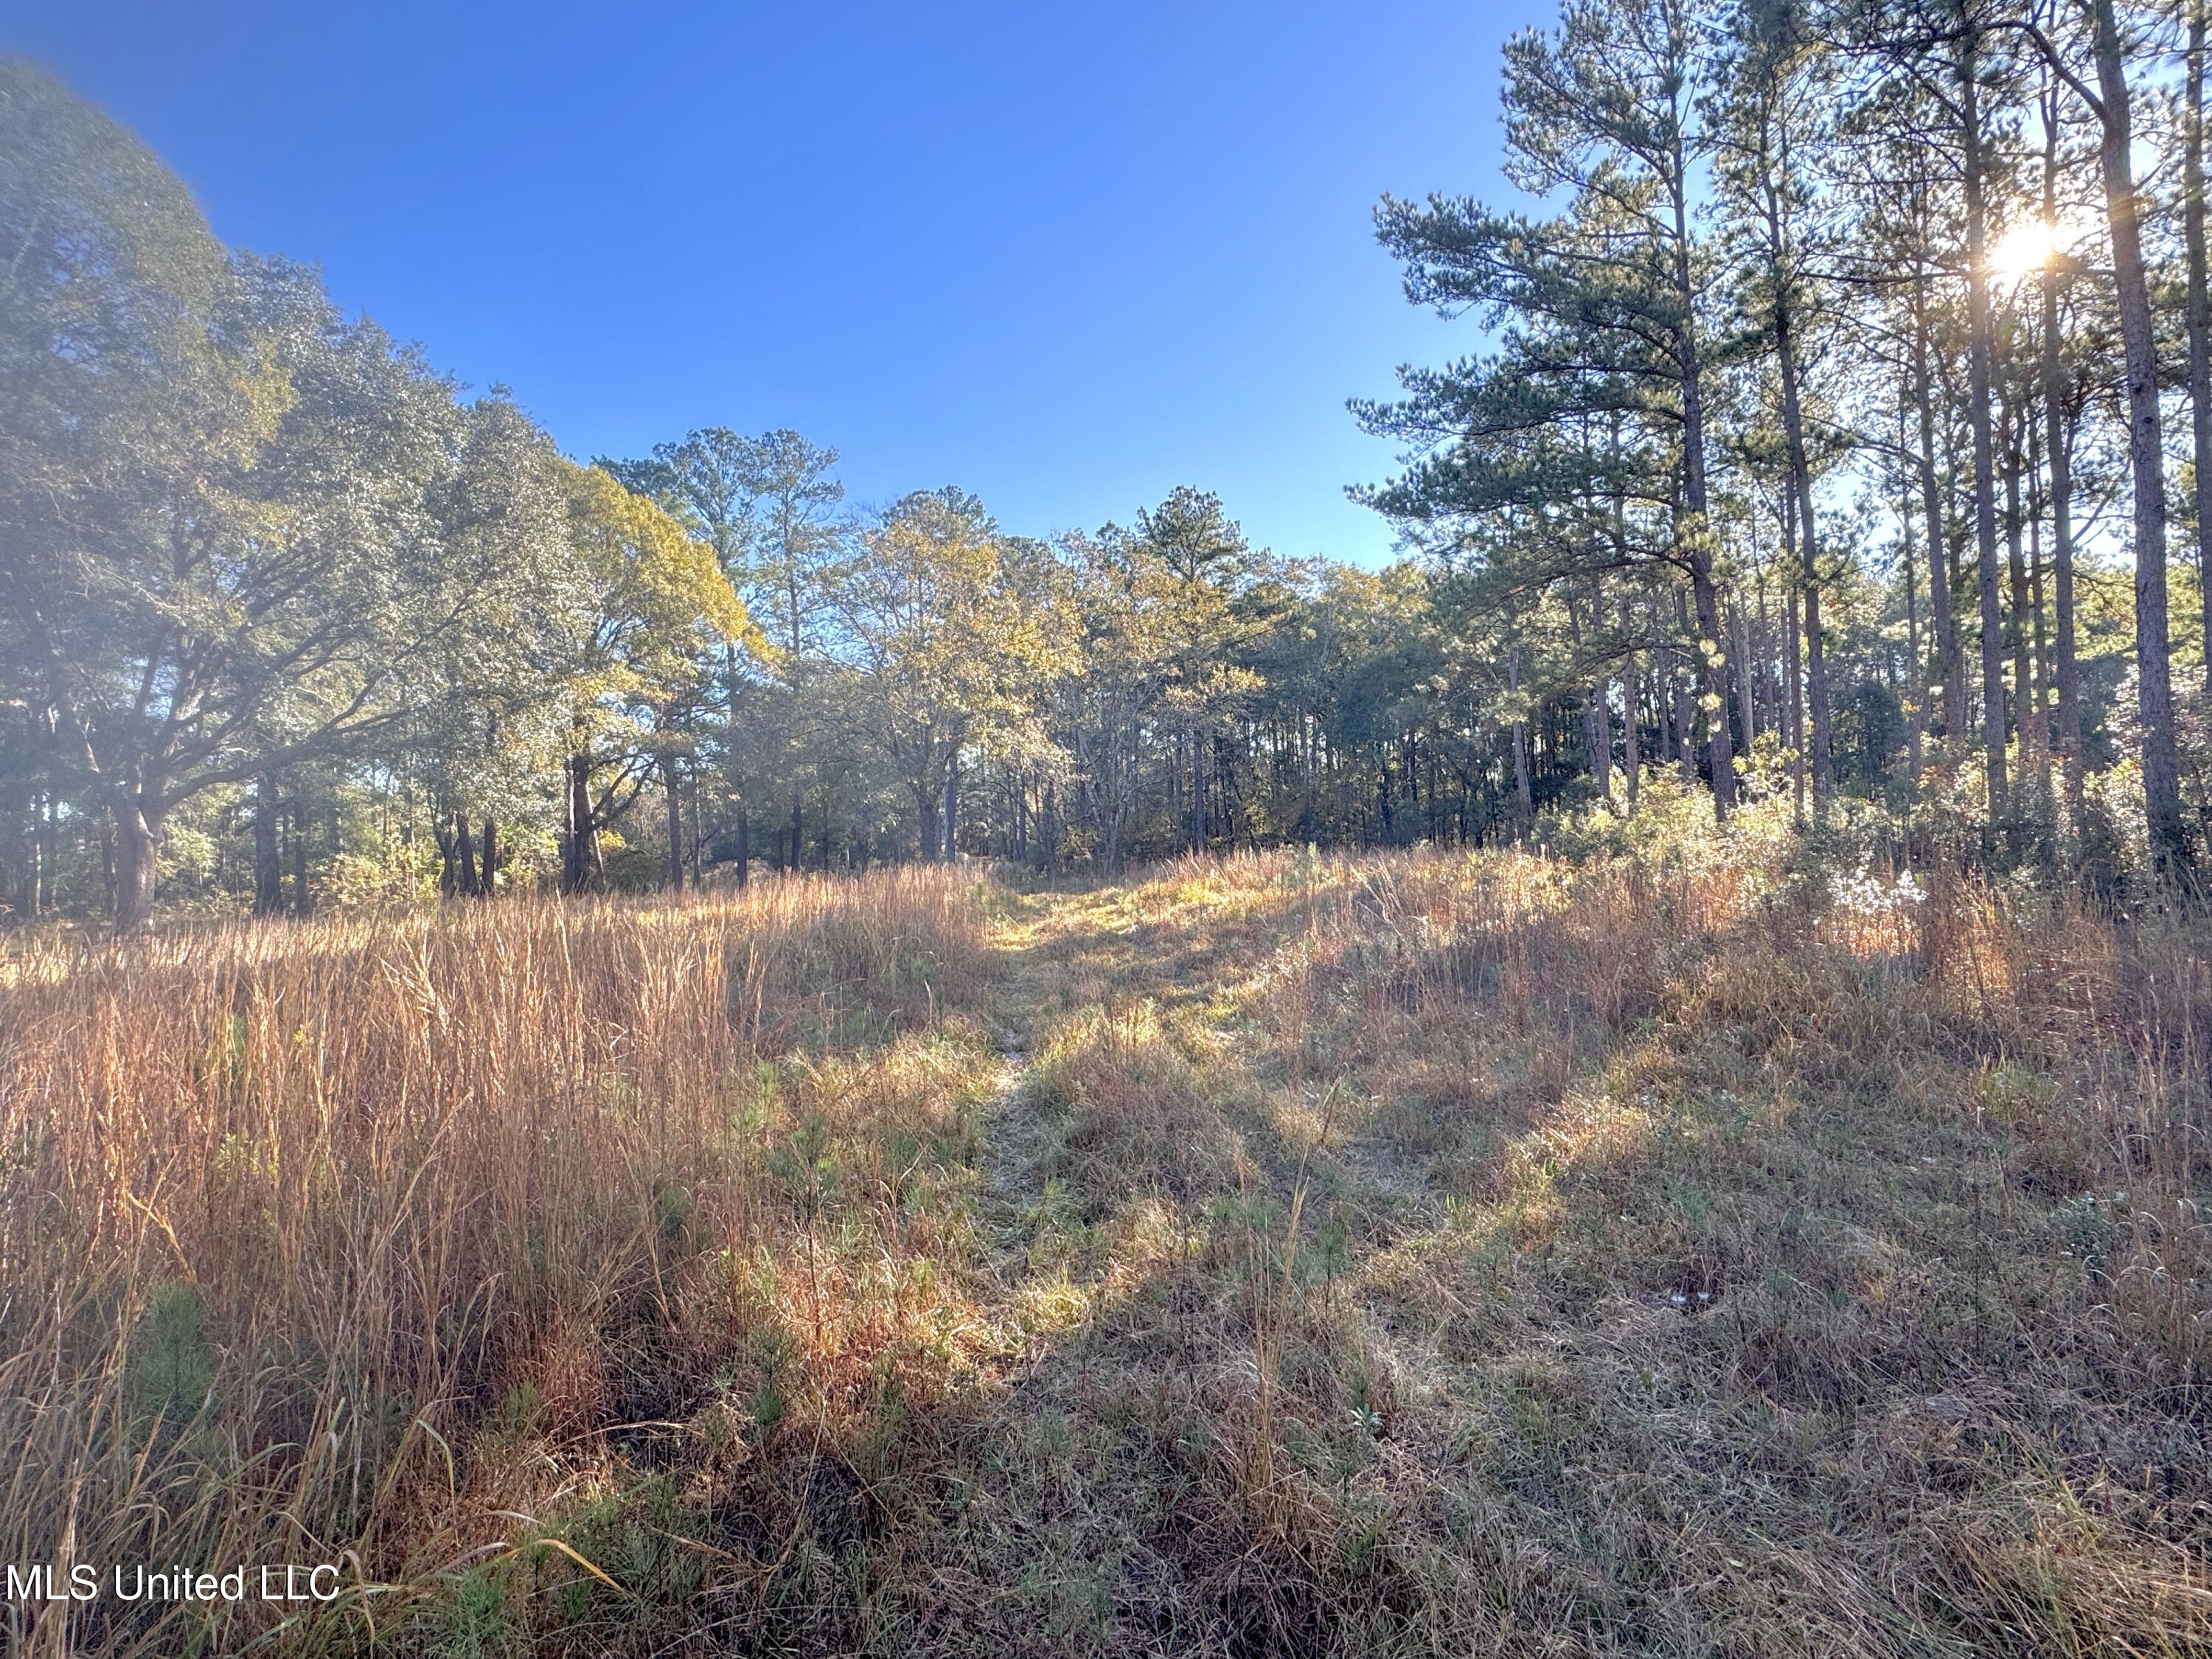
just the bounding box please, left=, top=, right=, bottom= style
left=3, top=845, right=2209, bottom=1655
left=0, top=869, right=1004, bottom=1655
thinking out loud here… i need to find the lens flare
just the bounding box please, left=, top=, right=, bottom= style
left=1988, top=218, right=2061, bottom=282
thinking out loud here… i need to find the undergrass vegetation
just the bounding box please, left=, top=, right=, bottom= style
left=2, top=838, right=2208, bottom=1654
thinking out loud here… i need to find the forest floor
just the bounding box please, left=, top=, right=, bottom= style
left=4, top=846, right=2211, bottom=1656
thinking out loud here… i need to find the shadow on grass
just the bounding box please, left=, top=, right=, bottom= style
left=7, top=851, right=2209, bottom=1656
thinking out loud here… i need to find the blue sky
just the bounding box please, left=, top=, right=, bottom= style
left=7, top=1, right=1547, bottom=565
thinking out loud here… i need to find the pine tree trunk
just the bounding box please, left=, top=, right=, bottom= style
left=1621, top=597, right=1641, bottom=813
left=1509, top=644, right=1534, bottom=837
left=1191, top=735, right=1206, bottom=853
left=2028, top=490, right=2053, bottom=807
left=1569, top=594, right=1610, bottom=799
left=1672, top=587, right=1699, bottom=778
left=1776, top=299, right=1831, bottom=810
left=2003, top=403, right=2037, bottom=783
left=1900, top=418, right=1925, bottom=799
left=1671, top=145, right=1734, bottom=818
left=1959, top=31, right=2010, bottom=827
left=1621, top=665, right=1640, bottom=812
left=1912, top=272, right=1963, bottom=739
left=2188, top=6, right=2212, bottom=700
left=1787, top=582, right=1806, bottom=824
left=1732, top=603, right=1756, bottom=759
left=2089, top=0, right=2190, bottom=883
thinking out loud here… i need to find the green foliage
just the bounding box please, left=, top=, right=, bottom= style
left=5, top=7, right=2208, bottom=919
left=127, top=1281, right=215, bottom=1427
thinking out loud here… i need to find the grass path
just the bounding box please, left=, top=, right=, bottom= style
left=887, top=853, right=2212, bottom=1657
left=974, top=868, right=1440, bottom=1275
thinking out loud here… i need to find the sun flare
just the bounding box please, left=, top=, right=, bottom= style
left=1988, top=217, right=2062, bottom=281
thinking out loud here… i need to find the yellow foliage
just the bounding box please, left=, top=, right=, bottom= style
left=560, top=460, right=765, bottom=717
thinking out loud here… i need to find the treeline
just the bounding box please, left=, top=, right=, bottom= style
left=12, top=0, right=2212, bottom=933
left=0, top=64, right=1554, bottom=933
left=1357, top=0, right=2212, bottom=883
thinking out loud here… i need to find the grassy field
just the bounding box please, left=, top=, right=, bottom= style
left=2, top=845, right=2209, bottom=1655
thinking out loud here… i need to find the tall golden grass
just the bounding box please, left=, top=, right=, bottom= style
left=3, top=846, right=2208, bottom=1655
left=0, top=869, right=997, bottom=1655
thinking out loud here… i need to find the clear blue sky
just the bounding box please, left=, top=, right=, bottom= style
left=6, top=0, right=1545, bottom=565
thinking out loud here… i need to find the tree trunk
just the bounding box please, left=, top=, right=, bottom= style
left=1621, top=676, right=1640, bottom=812
left=1589, top=689, right=1611, bottom=801
left=2001, top=400, right=2034, bottom=790
left=1755, top=571, right=1777, bottom=743
left=5, top=788, right=44, bottom=922
left=1912, top=269, right=1963, bottom=738
left=735, top=804, right=751, bottom=887
left=1569, top=593, right=1611, bottom=799
left=1731, top=603, right=1756, bottom=761
left=1301, top=713, right=1319, bottom=836
left=1775, top=297, right=1831, bottom=810
left=1681, top=442, right=1733, bottom=815
left=111, top=793, right=160, bottom=936
left=1191, top=732, right=1206, bottom=853
left=1621, top=598, right=1641, bottom=813
left=254, top=774, right=284, bottom=916
left=2088, top=0, right=2190, bottom=883
left=942, top=750, right=959, bottom=861
left=687, top=773, right=701, bottom=887
left=2028, top=481, right=2053, bottom=807
left=1593, top=660, right=1613, bottom=804
left=1672, top=587, right=1699, bottom=776
left=1787, top=581, right=1806, bottom=824
left=480, top=819, right=498, bottom=897
left=2188, top=4, right=2212, bottom=700
left=664, top=752, right=685, bottom=891
left=1669, top=127, right=1734, bottom=818
left=1959, top=30, right=2009, bottom=827
left=564, top=751, right=596, bottom=893
left=1900, top=418, right=1925, bottom=799
left=290, top=796, right=311, bottom=916
left=1509, top=643, right=1534, bottom=837
left=454, top=813, right=479, bottom=897
left=31, top=790, right=50, bottom=920
left=1168, top=734, right=1182, bottom=849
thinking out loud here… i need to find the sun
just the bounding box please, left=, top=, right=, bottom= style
left=1988, top=218, right=2062, bottom=282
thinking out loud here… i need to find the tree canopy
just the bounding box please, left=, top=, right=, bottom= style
left=8, top=0, right=2212, bottom=928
